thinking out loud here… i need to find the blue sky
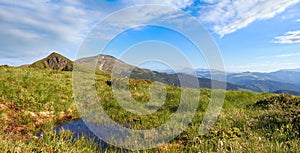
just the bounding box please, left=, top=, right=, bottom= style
left=0, top=0, right=300, bottom=72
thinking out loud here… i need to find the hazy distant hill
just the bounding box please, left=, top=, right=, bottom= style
left=226, top=70, right=300, bottom=87
left=233, top=79, right=300, bottom=93
left=226, top=72, right=300, bottom=93
left=266, top=69, right=300, bottom=86
left=29, top=52, right=73, bottom=71
left=160, top=68, right=300, bottom=94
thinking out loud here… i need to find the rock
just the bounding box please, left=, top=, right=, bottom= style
left=29, top=52, right=73, bottom=71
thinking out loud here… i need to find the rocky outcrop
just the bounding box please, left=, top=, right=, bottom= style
left=29, top=52, right=73, bottom=71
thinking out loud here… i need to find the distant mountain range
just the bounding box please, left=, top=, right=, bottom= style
left=160, top=68, right=300, bottom=95
left=25, top=52, right=300, bottom=95
left=226, top=71, right=300, bottom=93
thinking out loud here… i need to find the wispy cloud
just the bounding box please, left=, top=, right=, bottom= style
left=273, top=30, right=300, bottom=44
left=257, top=52, right=300, bottom=59
left=296, top=18, right=300, bottom=22
left=1, top=0, right=300, bottom=70
left=273, top=52, right=300, bottom=58
left=0, top=0, right=101, bottom=64
left=124, top=0, right=193, bottom=9
left=0, top=0, right=195, bottom=64
left=199, top=0, right=300, bottom=37
left=89, top=5, right=197, bottom=41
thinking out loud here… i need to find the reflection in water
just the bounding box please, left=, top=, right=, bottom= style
left=54, top=119, right=109, bottom=150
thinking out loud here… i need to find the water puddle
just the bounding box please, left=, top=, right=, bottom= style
left=54, top=119, right=109, bottom=150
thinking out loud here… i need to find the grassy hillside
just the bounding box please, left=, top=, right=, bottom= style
left=0, top=66, right=299, bottom=152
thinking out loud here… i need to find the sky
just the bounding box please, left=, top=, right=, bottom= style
left=0, top=0, right=300, bottom=72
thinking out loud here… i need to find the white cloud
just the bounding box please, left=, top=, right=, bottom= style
left=273, top=30, right=300, bottom=44
left=199, top=0, right=300, bottom=37
left=202, top=0, right=218, bottom=4
left=258, top=52, right=300, bottom=59
left=1, top=0, right=299, bottom=67
left=0, top=0, right=102, bottom=64
left=0, top=0, right=195, bottom=65
left=124, top=0, right=193, bottom=9
left=89, top=5, right=195, bottom=41
left=273, top=52, right=300, bottom=58
left=297, top=18, right=300, bottom=21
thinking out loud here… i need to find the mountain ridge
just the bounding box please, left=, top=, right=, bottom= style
left=159, top=68, right=300, bottom=94
left=27, top=52, right=300, bottom=95
left=75, top=54, right=254, bottom=91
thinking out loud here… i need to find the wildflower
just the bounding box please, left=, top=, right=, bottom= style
left=220, top=140, right=223, bottom=147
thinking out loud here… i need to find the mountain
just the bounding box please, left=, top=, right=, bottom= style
left=30, top=52, right=297, bottom=93
left=155, top=69, right=176, bottom=74
left=29, top=52, right=300, bottom=95
left=158, top=68, right=229, bottom=82
left=226, top=71, right=300, bottom=92
left=75, top=54, right=128, bottom=73
left=232, top=79, right=300, bottom=93
left=266, top=69, right=300, bottom=86
left=171, top=68, right=300, bottom=94
left=29, top=52, right=73, bottom=71
left=76, top=54, right=247, bottom=91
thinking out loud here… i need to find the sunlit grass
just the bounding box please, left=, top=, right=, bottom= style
left=0, top=66, right=299, bottom=152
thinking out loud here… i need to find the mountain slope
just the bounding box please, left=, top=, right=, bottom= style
left=75, top=54, right=127, bottom=73
left=29, top=52, right=73, bottom=71
left=76, top=54, right=250, bottom=91
left=266, top=69, right=300, bottom=86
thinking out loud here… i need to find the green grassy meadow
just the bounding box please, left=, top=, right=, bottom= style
left=0, top=66, right=299, bottom=152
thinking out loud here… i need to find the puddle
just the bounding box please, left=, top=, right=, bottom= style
left=54, top=119, right=109, bottom=150
left=54, top=118, right=134, bottom=151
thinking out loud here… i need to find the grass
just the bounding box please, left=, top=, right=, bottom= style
left=0, top=129, right=99, bottom=153
left=0, top=67, right=78, bottom=138
left=0, top=66, right=299, bottom=152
